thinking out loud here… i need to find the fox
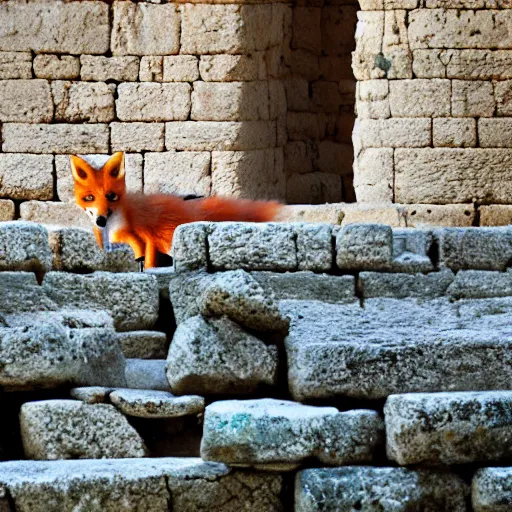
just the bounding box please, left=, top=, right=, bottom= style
left=70, top=152, right=281, bottom=270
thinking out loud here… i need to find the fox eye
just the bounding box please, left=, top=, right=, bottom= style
left=83, top=195, right=95, bottom=202
left=106, top=192, right=119, bottom=202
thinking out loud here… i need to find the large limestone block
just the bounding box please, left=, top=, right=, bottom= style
left=0, top=458, right=282, bottom=512
left=0, top=52, right=32, bottom=79
left=0, top=272, right=56, bottom=314
left=163, top=56, right=199, bottom=82
left=353, top=148, right=393, bottom=203
left=295, top=467, right=468, bottom=512
left=294, top=223, right=333, bottom=271
left=165, top=121, right=275, bottom=151
left=20, top=202, right=90, bottom=230
left=208, top=223, right=297, bottom=271
left=0, top=80, right=52, bottom=123
left=111, top=123, right=164, bottom=152
left=116, top=83, right=191, bottom=122
left=20, top=400, right=146, bottom=460
left=0, top=222, right=52, bottom=272
left=52, top=81, right=115, bottom=123
left=0, top=2, right=109, bottom=54
left=452, top=80, right=494, bottom=117
left=282, top=298, right=512, bottom=400
left=166, top=316, right=278, bottom=395
left=447, top=50, right=512, bottom=80
left=199, top=54, right=264, bottom=82
left=192, top=81, right=269, bottom=121
left=0, top=155, right=53, bottom=200
left=473, top=468, right=512, bottom=512
left=386, top=392, right=512, bottom=465
left=480, top=205, right=512, bottom=226
left=81, top=56, right=139, bottom=82
left=112, top=3, right=180, bottom=56
left=171, top=222, right=209, bottom=273
left=116, top=331, right=168, bottom=360
left=389, top=79, right=451, bottom=117
left=43, top=272, right=159, bottom=331
left=201, top=399, right=384, bottom=468
left=395, top=148, right=512, bottom=204
left=34, top=55, right=80, bottom=80
left=355, top=118, right=431, bottom=148
left=144, top=152, right=211, bottom=197
left=479, top=118, right=512, bottom=148
left=2, top=124, right=109, bottom=154
left=356, top=79, right=390, bottom=120
left=433, top=118, right=477, bottom=148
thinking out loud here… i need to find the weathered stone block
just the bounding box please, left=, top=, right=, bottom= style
left=286, top=173, right=342, bottom=205
left=294, top=223, right=333, bottom=271
left=166, top=316, right=278, bottom=395
left=353, top=148, right=394, bottom=203
left=171, top=223, right=209, bottom=273
left=211, top=150, right=285, bottom=200
left=0, top=272, right=56, bottom=314
left=201, top=399, right=384, bottom=468
left=480, top=205, right=512, bottom=226
left=165, top=121, right=275, bottom=151
left=125, top=359, right=170, bottom=391
left=163, top=56, right=199, bottom=82
left=117, top=83, right=191, bottom=122
left=473, top=468, right=512, bottom=512
left=295, top=467, right=468, bottom=512
left=0, top=155, right=53, bottom=200
left=395, top=149, right=512, bottom=204
left=112, top=3, right=180, bottom=55
left=0, top=200, right=14, bottom=221
left=192, top=81, right=269, bottom=121
left=52, top=81, right=115, bottom=123
left=2, top=124, right=109, bottom=154
left=336, top=224, right=393, bottom=271
left=144, top=151, right=211, bottom=197
left=356, top=79, right=390, bottom=120
left=389, top=79, right=451, bottom=117
left=433, top=118, right=477, bottom=148
left=0, top=52, right=31, bottom=79
left=199, top=54, right=264, bottom=82
left=0, top=2, right=109, bottom=54
left=43, top=272, right=159, bottom=331
left=208, top=223, right=297, bottom=271
left=356, top=118, right=431, bottom=148
left=116, top=331, right=168, bottom=360
left=479, top=119, right=512, bottom=148
left=0, top=80, right=52, bottom=123
left=386, top=392, right=512, bottom=465
left=452, top=80, right=495, bottom=117
left=33, top=55, right=80, bottom=80
left=448, top=270, right=512, bottom=299
left=139, top=56, right=163, bottom=82
left=412, top=49, right=447, bottom=78
left=80, top=56, right=139, bottom=82
left=494, top=80, right=512, bottom=116
left=20, top=400, right=146, bottom=460
left=111, top=122, right=164, bottom=152
left=447, top=49, right=512, bottom=80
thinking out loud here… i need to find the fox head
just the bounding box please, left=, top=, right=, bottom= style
left=70, top=152, right=126, bottom=228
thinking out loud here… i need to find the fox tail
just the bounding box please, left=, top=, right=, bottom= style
left=196, top=197, right=282, bottom=223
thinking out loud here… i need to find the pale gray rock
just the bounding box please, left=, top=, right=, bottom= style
left=166, top=316, right=278, bottom=395
left=70, top=386, right=112, bottom=404
left=336, top=224, right=393, bottom=271
left=358, top=270, right=454, bottom=298
left=145, top=267, right=175, bottom=300
left=0, top=222, right=52, bottom=272
left=20, top=400, right=146, bottom=460
left=116, top=331, right=168, bottom=359
left=294, top=223, right=333, bottom=272
left=473, top=468, right=512, bottom=512
left=125, top=359, right=170, bottom=391
left=43, top=272, right=159, bottom=331
left=385, top=391, right=512, bottom=465
left=201, top=399, right=383, bottom=468
left=172, top=222, right=210, bottom=272
left=391, top=229, right=434, bottom=272
left=252, top=271, right=356, bottom=303
left=109, top=389, right=204, bottom=418
left=168, top=271, right=212, bottom=324
left=208, top=223, right=297, bottom=271
left=295, top=467, right=468, bottom=512
left=5, top=309, right=113, bottom=330
left=0, top=272, right=57, bottom=314
left=448, top=270, right=512, bottom=299
left=0, top=458, right=282, bottom=512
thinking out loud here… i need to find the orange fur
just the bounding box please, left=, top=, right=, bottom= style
left=70, top=152, right=281, bottom=269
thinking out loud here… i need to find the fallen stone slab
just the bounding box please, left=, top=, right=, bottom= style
left=0, top=221, right=52, bottom=272
left=43, top=271, right=159, bottom=331
left=125, top=359, right=170, bottom=391
left=0, top=324, right=126, bottom=390
left=166, top=316, right=278, bottom=395
left=358, top=270, right=454, bottom=299
left=109, top=389, right=204, bottom=419
left=201, top=399, right=384, bottom=469
left=282, top=298, right=512, bottom=400
left=385, top=391, right=512, bottom=466
left=0, top=458, right=282, bottom=512
left=448, top=270, right=512, bottom=299
left=116, top=331, right=168, bottom=359
left=472, top=468, right=512, bottom=512
left=252, top=271, right=356, bottom=303
left=295, top=467, right=468, bottom=512
left=20, top=400, right=146, bottom=460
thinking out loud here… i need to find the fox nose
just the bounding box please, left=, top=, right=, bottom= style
left=96, top=216, right=107, bottom=228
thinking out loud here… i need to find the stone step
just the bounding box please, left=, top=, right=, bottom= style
left=385, top=391, right=512, bottom=466
left=0, top=458, right=282, bottom=512
left=282, top=297, right=512, bottom=400
left=473, top=468, right=512, bottom=512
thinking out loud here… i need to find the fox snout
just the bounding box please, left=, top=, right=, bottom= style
left=96, top=215, right=108, bottom=228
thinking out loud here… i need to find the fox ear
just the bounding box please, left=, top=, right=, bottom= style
left=69, top=155, right=92, bottom=183
left=103, top=152, right=126, bottom=180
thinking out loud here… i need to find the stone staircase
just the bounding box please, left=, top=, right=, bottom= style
left=1, top=219, right=512, bottom=511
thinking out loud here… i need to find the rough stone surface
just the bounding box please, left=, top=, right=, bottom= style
left=116, top=331, right=168, bottom=360
left=356, top=118, right=431, bottom=148
left=433, top=118, right=477, bottom=148
left=125, top=359, right=170, bottom=391
left=109, top=390, right=204, bottom=419
left=294, top=223, right=333, bottom=272
left=0, top=52, right=31, bottom=79
left=0, top=155, right=53, bottom=200
left=0, top=222, right=52, bottom=272
left=0, top=200, right=14, bottom=222
left=201, top=399, right=384, bottom=467
left=473, top=468, right=512, bottom=512
left=199, top=54, right=264, bottom=82
left=389, top=80, right=451, bottom=118
left=452, top=80, right=495, bottom=117
left=0, top=458, right=282, bottom=512
left=171, top=223, right=209, bottom=273
left=166, top=316, right=278, bottom=395
left=448, top=270, right=512, bottom=299
left=353, top=148, right=394, bottom=203
left=385, top=392, right=512, bottom=465
left=480, top=205, right=512, bottom=227
left=20, top=400, right=146, bottom=460
left=43, top=272, right=159, bottom=331
left=295, top=467, right=468, bottom=512
left=33, top=55, right=80, bottom=80
left=0, top=272, right=56, bottom=314
left=20, top=202, right=90, bottom=230
left=81, top=56, right=139, bottom=82
left=111, top=123, right=165, bottom=152
left=163, top=56, right=199, bottom=82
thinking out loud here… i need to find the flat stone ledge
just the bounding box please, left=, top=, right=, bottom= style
left=448, top=270, right=512, bottom=299
left=473, top=468, right=512, bottom=512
